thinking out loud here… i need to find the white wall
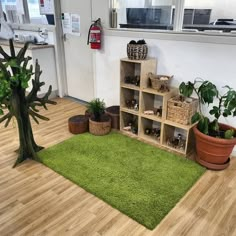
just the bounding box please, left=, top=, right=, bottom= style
left=95, top=34, right=236, bottom=154
left=95, top=35, right=236, bottom=127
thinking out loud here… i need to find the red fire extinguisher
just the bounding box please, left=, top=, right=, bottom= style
left=87, top=18, right=102, bottom=49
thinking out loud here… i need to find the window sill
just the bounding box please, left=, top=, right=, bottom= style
left=11, top=23, right=55, bottom=32
left=104, top=28, right=236, bottom=45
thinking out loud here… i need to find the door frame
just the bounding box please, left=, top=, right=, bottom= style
left=53, top=0, right=68, bottom=97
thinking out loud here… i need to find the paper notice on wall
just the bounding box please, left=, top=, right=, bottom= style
left=39, top=0, right=54, bottom=15
left=16, top=0, right=24, bottom=14
left=62, top=13, right=71, bottom=34
left=61, top=13, right=81, bottom=36
left=71, top=14, right=80, bottom=36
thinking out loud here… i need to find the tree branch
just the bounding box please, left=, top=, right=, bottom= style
left=16, top=42, right=30, bottom=63
left=0, top=46, right=10, bottom=60
left=0, top=61, right=10, bottom=80
left=29, top=109, right=50, bottom=123
left=9, top=39, right=15, bottom=58
left=0, top=112, right=12, bottom=127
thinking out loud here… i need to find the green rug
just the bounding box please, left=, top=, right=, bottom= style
left=38, top=132, right=205, bottom=229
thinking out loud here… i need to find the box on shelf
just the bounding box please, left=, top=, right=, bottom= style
left=167, top=96, right=198, bottom=125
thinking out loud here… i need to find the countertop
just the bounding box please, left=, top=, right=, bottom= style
left=0, top=39, right=54, bottom=50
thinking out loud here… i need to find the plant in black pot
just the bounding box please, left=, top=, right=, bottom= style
left=179, top=78, right=236, bottom=170
left=87, top=98, right=111, bottom=135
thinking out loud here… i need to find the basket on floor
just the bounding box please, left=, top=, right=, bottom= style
left=167, top=96, right=198, bottom=125
left=105, top=106, right=120, bottom=130
left=127, top=44, right=148, bottom=60
left=89, top=115, right=111, bottom=136
left=68, top=115, right=89, bottom=134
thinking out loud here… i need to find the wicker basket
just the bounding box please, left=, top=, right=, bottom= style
left=89, top=115, right=111, bottom=136
left=148, top=73, right=173, bottom=91
left=68, top=115, right=89, bottom=134
left=127, top=44, right=148, bottom=60
left=105, top=106, right=120, bottom=130
left=167, top=96, right=198, bottom=125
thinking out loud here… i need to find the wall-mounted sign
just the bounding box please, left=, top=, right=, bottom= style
left=62, top=12, right=81, bottom=36
left=39, top=0, right=54, bottom=15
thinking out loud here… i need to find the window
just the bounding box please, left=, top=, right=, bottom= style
left=0, top=0, right=54, bottom=25
left=115, top=0, right=175, bottom=30
left=27, top=0, right=47, bottom=24
left=183, top=0, right=236, bottom=32
left=111, top=0, right=236, bottom=33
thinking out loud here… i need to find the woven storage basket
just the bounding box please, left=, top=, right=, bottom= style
left=149, top=73, right=173, bottom=90
left=105, top=106, right=120, bottom=130
left=89, top=115, right=111, bottom=136
left=68, top=115, right=89, bottom=134
left=167, top=96, right=198, bottom=125
left=127, top=44, right=148, bottom=60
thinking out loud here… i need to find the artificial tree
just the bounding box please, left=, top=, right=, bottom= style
left=0, top=39, right=56, bottom=167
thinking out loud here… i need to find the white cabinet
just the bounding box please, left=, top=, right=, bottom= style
left=0, top=41, right=58, bottom=96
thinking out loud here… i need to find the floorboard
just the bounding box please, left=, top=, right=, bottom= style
left=1, top=97, right=236, bottom=236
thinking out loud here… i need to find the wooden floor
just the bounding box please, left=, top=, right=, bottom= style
left=1, top=98, right=236, bottom=236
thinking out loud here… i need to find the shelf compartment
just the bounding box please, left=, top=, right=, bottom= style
left=141, top=114, right=163, bottom=122
left=120, top=87, right=140, bottom=112
left=164, top=119, right=196, bottom=131
left=140, top=117, right=161, bottom=145
left=141, top=91, right=164, bottom=119
left=142, top=87, right=178, bottom=96
left=120, top=60, right=141, bottom=88
left=121, top=83, right=140, bottom=91
left=121, top=107, right=139, bottom=116
left=120, top=111, right=139, bottom=136
left=162, top=123, right=191, bottom=155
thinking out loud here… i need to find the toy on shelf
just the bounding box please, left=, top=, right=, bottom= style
left=124, top=75, right=140, bottom=86
left=145, top=127, right=161, bottom=139
left=166, top=134, right=186, bottom=150
left=125, top=99, right=138, bottom=110
left=144, top=110, right=154, bottom=115
left=123, top=120, right=138, bottom=134
left=155, top=106, right=162, bottom=117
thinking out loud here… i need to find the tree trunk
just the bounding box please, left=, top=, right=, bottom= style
left=11, top=88, right=44, bottom=167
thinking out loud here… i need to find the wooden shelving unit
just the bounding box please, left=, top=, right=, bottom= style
left=120, top=57, right=195, bottom=156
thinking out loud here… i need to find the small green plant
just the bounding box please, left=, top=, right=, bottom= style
left=179, top=78, right=236, bottom=139
left=87, top=98, right=106, bottom=122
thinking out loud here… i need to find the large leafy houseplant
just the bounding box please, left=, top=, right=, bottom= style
left=0, top=39, right=56, bottom=167
left=179, top=78, right=236, bottom=138
left=179, top=78, right=236, bottom=170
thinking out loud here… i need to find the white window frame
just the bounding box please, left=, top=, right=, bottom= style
left=0, top=0, right=51, bottom=25
left=110, top=0, right=236, bottom=38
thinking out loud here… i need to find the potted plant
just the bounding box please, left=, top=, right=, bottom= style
left=87, top=98, right=111, bottom=135
left=179, top=78, right=236, bottom=170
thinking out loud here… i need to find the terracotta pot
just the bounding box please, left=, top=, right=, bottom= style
left=89, top=114, right=111, bottom=136
left=194, top=124, right=236, bottom=170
